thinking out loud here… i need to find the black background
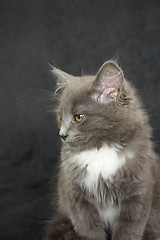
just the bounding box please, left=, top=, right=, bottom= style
left=0, top=0, right=160, bottom=239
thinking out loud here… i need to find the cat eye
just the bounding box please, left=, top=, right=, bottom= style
left=74, top=114, right=84, bottom=123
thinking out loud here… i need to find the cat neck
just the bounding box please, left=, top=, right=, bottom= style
left=62, top=144, right=134, bottom=194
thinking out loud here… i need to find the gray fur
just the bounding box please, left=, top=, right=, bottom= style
left=45, top=61, right=160, bottom=240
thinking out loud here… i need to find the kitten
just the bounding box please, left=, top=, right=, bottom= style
left=45, top=61, right=160, bottom=240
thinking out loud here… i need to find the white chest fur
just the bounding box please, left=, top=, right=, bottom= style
left=98, top=203, right=118, bottom=227
left=65, top=144, right=133, bottom=226
left=69, top=144, right=127, bottom=191
left=66, top=144, right=133, bottom=226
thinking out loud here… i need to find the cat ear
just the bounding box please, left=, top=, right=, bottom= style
left=50, top=65, right=74, bottom=94
left=91, top=61, right=124, bottom=104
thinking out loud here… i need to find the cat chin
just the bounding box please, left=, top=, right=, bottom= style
left=66, top=139, right=88, bottom=148
left=64, top=135, right=88, bottom=148
left=66, top=137, right=103, bottom=149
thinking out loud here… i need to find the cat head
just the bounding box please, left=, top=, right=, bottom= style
left=52, top=61, right=143, bottom=149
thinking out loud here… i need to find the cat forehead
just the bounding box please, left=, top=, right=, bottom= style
left=59, top=75, right=95, bottom=111
left=67, top=75, right=94, bottom=92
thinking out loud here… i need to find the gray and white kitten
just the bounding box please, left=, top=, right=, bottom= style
left=45, top=61, right=160, bottom=240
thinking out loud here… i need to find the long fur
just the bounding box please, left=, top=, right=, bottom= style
left=45, top=61, right=160, bottom=240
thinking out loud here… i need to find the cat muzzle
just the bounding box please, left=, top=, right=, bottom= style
left=60, top=134, right=68, bottom=141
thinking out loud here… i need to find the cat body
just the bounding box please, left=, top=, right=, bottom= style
left=45, top=61, right=160, bottom=240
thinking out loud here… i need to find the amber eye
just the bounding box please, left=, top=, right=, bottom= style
left=74, top=114, right=84, bottom=123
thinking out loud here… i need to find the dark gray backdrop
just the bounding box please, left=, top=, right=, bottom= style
left=0, top=0, right=160, bottom=239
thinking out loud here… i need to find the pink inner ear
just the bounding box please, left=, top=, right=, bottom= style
left=96, top=85, right=119, bottom=103
left=103, top=86, right=119, bottom=99
left=91, top=63, right=123, bottom=104
left=96, top=73, right=122, bottom=103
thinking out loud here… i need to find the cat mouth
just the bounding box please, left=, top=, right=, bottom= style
left=66, top=136, right=87, bottom=147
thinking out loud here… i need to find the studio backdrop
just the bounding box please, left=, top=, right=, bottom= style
left=0, top=0, right=160, bottom=239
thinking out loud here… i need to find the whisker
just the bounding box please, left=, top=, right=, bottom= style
left=16, top=89, right=54, bottom=101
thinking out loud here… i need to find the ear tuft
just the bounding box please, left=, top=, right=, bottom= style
left=50, top=66, right=70, bottom=83
left=91, top=61, right=124, bottom=104
left=49, top=64, right=74, bottom=95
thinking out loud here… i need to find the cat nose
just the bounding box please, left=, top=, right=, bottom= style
left=60, top=134, right=68, bottom=141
